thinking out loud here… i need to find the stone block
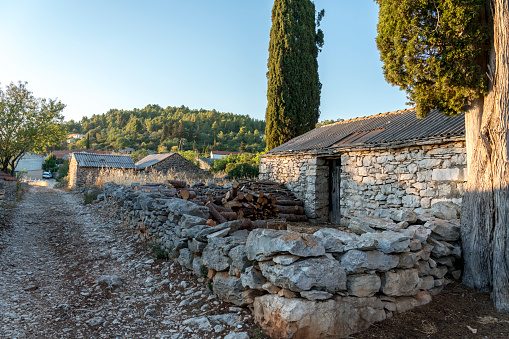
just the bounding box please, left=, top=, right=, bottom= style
left=347, top=274, right=381, bottom=297
left=359, top=231, right=411, bottom=253
left=381, top=269, right=420, bottom=296
left=259, top=256, right=346, bottom=293
left=431, top=168, right=466, bottom=182
left=213, top=272, right=259, bottom=306
left=340, top=250, right=399, bottom=273
left=425, top=217, right=460, bottom=241
left=402, top=195, right=421, bottom=208
left=245, top=229, right=325, bottom=261
left=431, top=201, right=460, bottom=220
left=253, top=295, right=386, bottom=339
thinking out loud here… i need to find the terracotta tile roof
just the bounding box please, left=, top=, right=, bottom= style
left=268, top=108, right=465, bottom=154
left=135, top=153, right=176, bottom=170
left=0, top=171, right=17, bottom=181
left=72, top=152, right=135, bottom=169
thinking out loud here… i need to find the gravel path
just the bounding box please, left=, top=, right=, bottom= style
left=0, top=186, right=258, bottom=339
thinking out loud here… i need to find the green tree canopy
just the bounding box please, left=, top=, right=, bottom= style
left=265, top=0, right=324, bottom=150
left=0, top=82, right=66, bottom=174
left=376, top=0, right=489, bottom=117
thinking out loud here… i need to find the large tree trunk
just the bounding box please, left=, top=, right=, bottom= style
left=491, top=0, right=509, bottom=313
left=462, top=0, right=509, bottom=312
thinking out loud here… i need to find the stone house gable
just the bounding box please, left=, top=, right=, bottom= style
left=260, top=109, right=467, bottom=224
left=68, top=152, right=135, bottom=189
left=135, top=153, right=203, bottom=174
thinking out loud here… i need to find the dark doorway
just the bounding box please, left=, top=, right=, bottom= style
left=329, top=158, right=341, bottom=224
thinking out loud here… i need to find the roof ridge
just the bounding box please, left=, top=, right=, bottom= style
left=319, top=108, right=415, bottom=129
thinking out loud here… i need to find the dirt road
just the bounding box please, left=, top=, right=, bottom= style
left=0, top=186, right=256, bottom=339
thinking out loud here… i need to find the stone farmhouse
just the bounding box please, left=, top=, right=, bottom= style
left=135, top=153, right=203, bottom=174
left=68, top=152, right=135, bottom=189
left=260, top=109, right=466, bottom=224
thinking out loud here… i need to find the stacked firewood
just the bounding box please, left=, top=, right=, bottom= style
left=131, top=179, right=307, bottom=228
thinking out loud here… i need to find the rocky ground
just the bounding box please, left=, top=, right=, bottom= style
left=0, top=186, right=265, bottom=339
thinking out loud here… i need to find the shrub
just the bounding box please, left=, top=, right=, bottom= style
left=227, top=163, right=259, bottom=179
left=84, top=191, right=98, bottom=204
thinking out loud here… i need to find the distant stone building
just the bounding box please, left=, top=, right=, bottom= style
left=260, top=109, right=466, bottom=224
left=54, top=149, right=115, bottom=161
left=68, top=152, right=135, bottom=189
left=135, top=153, right=204, bottom=174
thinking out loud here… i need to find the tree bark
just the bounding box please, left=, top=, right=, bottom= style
left=462, top=0, right=509, bottom=312
left=491, top=0, right=509, bottom=313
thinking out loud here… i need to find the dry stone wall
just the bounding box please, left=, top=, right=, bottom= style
left=259, top=141, right=467, bottom=224
left=102, top=182, right=462, bottom=338
left=259, top=155, right=329, bottom=221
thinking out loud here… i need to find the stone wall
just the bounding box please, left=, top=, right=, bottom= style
left=102, top=183, right=462, bottom=338
left=259, top=141, right=467, bottom=224
left=0, top=179, right=17, bottom=202
left=340, top=141, right=466, bottom=223
left=68, top=161, right=105, bottom=189
left=259, top=155, right=329, bottom=221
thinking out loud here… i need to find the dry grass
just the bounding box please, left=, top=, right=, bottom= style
left=416, top=320, right=437, bottom=335
left=25, top=180, right=50, bottom=187
left=94, top=168, right=232, bottom=188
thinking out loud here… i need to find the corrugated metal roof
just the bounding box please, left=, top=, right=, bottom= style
left=135, top=153, right=175, bottom=170
left=268, top=108, right=465, bottom=154
left=72, top=152, right=135, bottom=169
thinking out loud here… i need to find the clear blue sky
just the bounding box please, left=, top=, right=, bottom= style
left=0, top=1, right=409, bottom=123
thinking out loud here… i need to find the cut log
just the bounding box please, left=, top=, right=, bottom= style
left=167, top=180, right=187, bottom=188
left=276, top=199, right=304, bottom=206
left=276, top=205, right=305, bottom=215
left=206, top=219, right=217, bottom=226
left=238, top=218, right=253, bottom=231
left=180, top=189, right=197, bottom=200
left=224, top=200, right=243, bottom=209
left=219, top=211, right=238, bottom=221
left=279, top=213, right=308, bottom=222
left=207, top=204, right=227, bottom=224
left=252, top=220, right=267, bottom=229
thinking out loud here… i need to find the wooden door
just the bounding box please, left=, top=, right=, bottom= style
left=329, top=159, right=341, bottom=224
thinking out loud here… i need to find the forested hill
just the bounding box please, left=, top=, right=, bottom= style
left=65, top=104, right=266, bottom=154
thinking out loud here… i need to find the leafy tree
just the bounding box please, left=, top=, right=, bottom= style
left=43, top=154, right=57, bottom=172
left=376, top=0, right=509, bottom=311
left=265, top=0, right=324, bottom=150
left=227, top=163, right=259, bottom=179
left=0, top=82, right=66, bottom=175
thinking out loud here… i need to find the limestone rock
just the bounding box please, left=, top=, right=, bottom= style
left=202, top=237, right=246, bottom=272
left=164, top=198, right=209, bottom=219
left=253, top=294, right=386, bottom=339
left=347, top=274, right=381, bottom=297
left=431, top=201, right=460, bottom=220
left=259, top=256, right=346, bottom=293
left=374, top=209, right=418, bottom=223
left=427, top=238, right=461, bottom=258
left=300, top=290, right=333, bottom=301
left=272, top=254, right=300, bottom=265
left=340, top=250, right=399, bottom=273
left=213, top=272, right=259, bottom=306
left=381, top=269, right=420, bottom=296
left=180, top=214, right=208, bottom=229
left=177, top=248, right=193, bottom=270
left=240, top=266, right=266, bottom=290
left=313, top=228, right=359, bottom=253
left=349, top=217, right=399, bottom=234
left=245, top=229, right=325, bottom=261
left=359, top=231, right=411, bottom=253
left=425, top=218, right=460, bottom=241
left=228, top=245, right=252, bottom=273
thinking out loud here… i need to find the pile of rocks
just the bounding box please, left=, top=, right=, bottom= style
left=102, top=182, right=462, bottom=338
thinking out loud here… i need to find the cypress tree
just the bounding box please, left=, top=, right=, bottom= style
left=265, top=0, right=324, bottom=150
